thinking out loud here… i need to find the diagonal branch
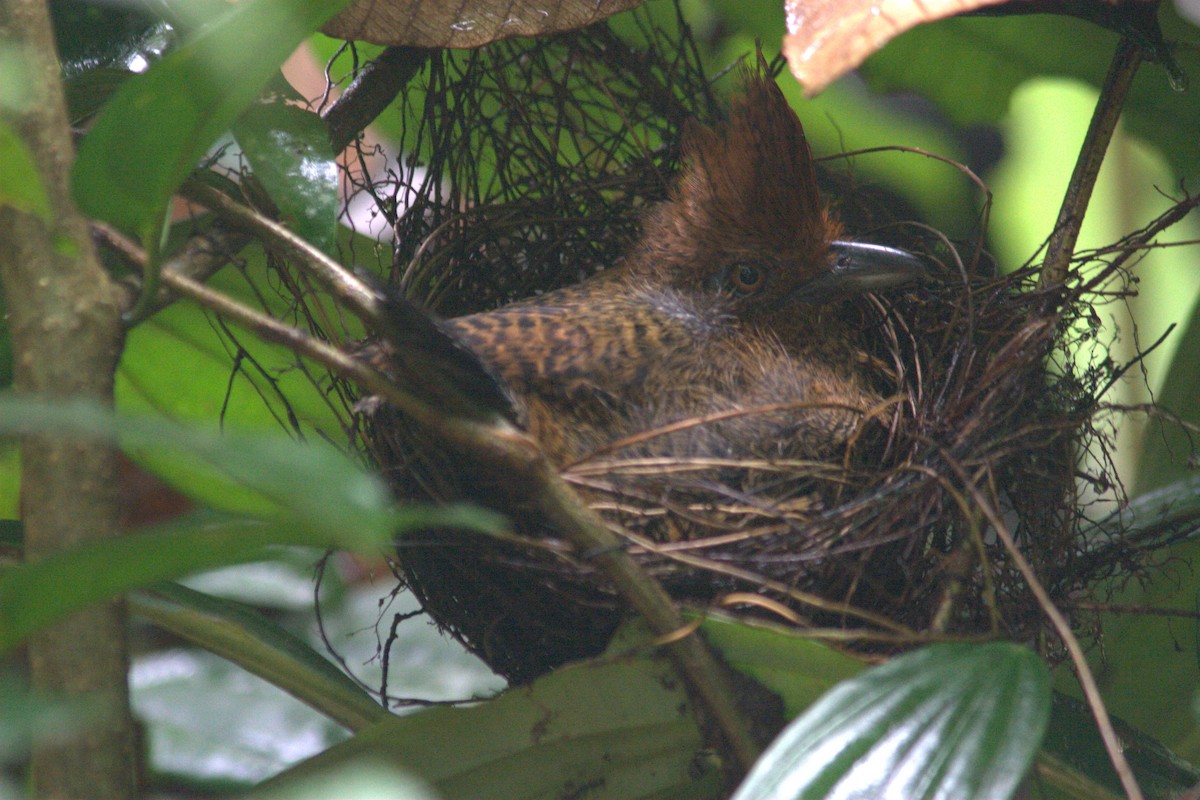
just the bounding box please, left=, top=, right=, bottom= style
left=1040, top=37, right=1143, bottom=289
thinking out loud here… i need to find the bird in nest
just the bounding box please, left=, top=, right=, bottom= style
left=367, top=73, right=929, bottom=515
left=360, top=72, right=934, bottom=681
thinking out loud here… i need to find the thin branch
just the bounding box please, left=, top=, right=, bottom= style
left=324, top=46, right=429, bottom=154
left=1040, top=37, right=1143, bottom=288
left=966, top=484, right=1145, bottom=800
left=96, top=221, right=252, bottom=320
left=181, top=180, right=383, bottom=321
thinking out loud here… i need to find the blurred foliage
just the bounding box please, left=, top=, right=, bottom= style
left=3, top=0, right=1200, bottom=797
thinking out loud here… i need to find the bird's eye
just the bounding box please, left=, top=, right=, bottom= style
left=730, top=263, right=767, bottom=294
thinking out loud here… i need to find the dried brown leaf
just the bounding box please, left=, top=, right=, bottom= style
left=783, top=0, right=1011, bottom=94
left=323, top=0, right=643, bottom=47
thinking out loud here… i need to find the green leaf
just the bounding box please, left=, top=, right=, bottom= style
left=258, top=654, right=724, bottom=800
left=0, top=119, right=52, bottom=222
left=130, top=582, right=386, bottom=732
left=71, top=0, right=350, bottom=235
left=234, top=100, right=338, bottom=254
left=697, top=613, right=864, bottom=716
left=861, top=10, right=1200, bottom=180
left=0, top=514, right=303, bottom=651
left=0, top=395, right=506, bottom=650
left=0, top=502, right=494, bottom=653
left=731, top=642, right=1050, bottom=800
left=0, top=394, right=391, bottom=535
left=250, top=762, right=439, bottom=800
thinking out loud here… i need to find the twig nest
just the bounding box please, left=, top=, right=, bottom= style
left=366, top=257, right=1091, bottom=682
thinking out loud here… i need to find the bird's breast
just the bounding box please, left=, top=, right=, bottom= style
left=443, top=282, right=886, bottom=469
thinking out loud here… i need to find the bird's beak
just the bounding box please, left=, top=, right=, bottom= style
left=793, top=241, right=930, bottom=303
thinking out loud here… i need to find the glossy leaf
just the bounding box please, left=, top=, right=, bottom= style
left=731, top=642, right=1050, bottom=800
left=233, top=101, right=338, bottom=254
left=50, top=0, right=163, bottom=76
left=71, top=0, right=350, bottom=234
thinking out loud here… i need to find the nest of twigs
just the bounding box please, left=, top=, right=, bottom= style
left=328, top=6, right=1157, bottom=684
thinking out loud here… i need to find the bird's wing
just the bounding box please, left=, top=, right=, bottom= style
left=367, top=293, right=520, bottom=423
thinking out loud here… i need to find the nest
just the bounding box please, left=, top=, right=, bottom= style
left=321, top=7, right=1168, bottom=684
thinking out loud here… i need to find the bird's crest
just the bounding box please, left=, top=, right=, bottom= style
left=633, top=73, right=842, bottom=296
left=680, top=74, right=839, bottom=259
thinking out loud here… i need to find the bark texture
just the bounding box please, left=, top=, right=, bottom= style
left=0, top=1, right=135, bottom=797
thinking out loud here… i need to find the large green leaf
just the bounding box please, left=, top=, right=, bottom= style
left=0, top=396, right=504, bottom=650
left=71, top=0, right=350, bottom=235
left=257, top=652, right=723, bottom=800
left=730, top=642, right=1050, bottom=800
left=0, top=506, right=487, bottom=653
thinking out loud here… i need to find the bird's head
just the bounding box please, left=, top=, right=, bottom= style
left=630, top=75, right=926, bottom=318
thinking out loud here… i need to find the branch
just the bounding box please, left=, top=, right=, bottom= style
left=0, top=0, right=134, bottom=797
left=323, top=45, right=429, bottom=153
left=98, top=221, right=253, bottom=319
left=1040, top=37, right=1143, bottom=289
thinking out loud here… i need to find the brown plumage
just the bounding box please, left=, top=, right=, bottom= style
left=439, top=76, right=920, bottom=473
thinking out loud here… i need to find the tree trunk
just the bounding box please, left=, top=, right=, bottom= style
left=0, top=1, right=135, bottom=798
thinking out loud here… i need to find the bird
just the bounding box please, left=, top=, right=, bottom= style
left=433, top=75, right=927, bottom=475
left=365, top=72, right=930, bottom=680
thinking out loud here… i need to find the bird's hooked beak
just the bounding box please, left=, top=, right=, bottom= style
left=792, top=241, right=930, bottom=303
